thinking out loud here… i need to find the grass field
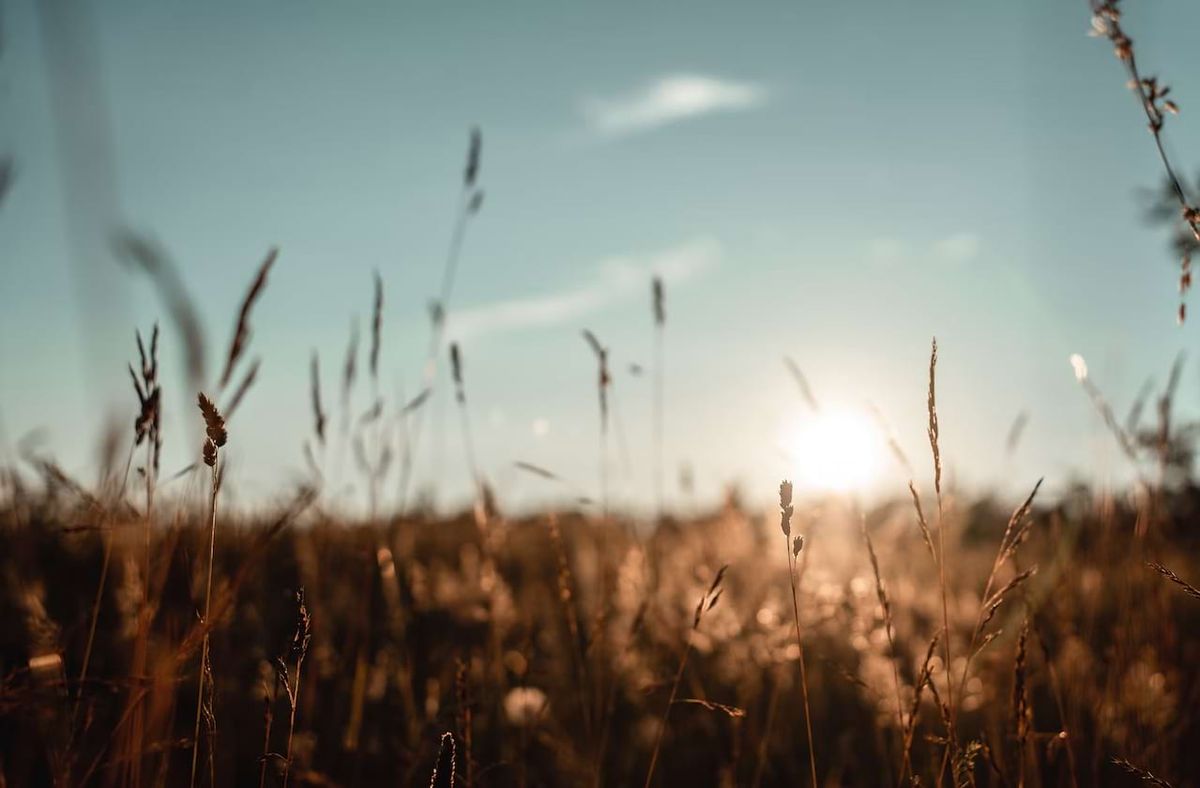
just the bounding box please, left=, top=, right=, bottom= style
left=3, top=382, right=1200, bottom=787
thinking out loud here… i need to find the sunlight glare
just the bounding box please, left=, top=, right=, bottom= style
left=780, top=407, right=884, bottom=493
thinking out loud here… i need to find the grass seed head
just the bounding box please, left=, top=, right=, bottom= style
left=220, top=247, right=277, bottom=389
left=779, top=479, right=794, bottom=537
left=465, top=127, right=482, bottom=188
left=197, top=392, right=227, bottom=448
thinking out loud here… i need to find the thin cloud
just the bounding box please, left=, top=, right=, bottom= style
left=448, top=238, right=720, bottom=340
left=867, top=233, right=980, bottom=266
left=933, top=233, right=980, bottom=265
left=580, top=74, right=767, bottom=137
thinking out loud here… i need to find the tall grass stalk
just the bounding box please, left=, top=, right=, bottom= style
left=652, top=277, right=665, bottom=522
left=583, top=330, right=611, bottom=519
left=778, top=481, right=818, bottom=787
left=280, top=589, right=311, bottom=788
left=191, top=393, right=226, bottom=788
left=397, top=129, right=483, bottom=512
left=926, top=338, right=956, bottom=727
left=955, top=479, right=1043, bottom=710
left=859, top=511, right=905, bottom=745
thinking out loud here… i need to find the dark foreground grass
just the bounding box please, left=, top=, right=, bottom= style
left=2, top=476, right=1199, bottom=787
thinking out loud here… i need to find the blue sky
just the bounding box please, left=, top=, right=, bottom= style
left=3, top=0, right=1200, bottom=514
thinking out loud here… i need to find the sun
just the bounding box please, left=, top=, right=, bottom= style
left=779, top=406, right=884, bottom=493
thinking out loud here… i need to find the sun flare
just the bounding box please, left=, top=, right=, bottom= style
left=780, top=407, right=884, bottom=493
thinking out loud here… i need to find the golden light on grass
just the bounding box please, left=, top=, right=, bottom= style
left=780, top=406, right=884, bottom=493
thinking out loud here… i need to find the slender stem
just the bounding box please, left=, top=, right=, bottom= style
left=1037, top=627, right=1080, bottom=788
left=398, top=188, right=472, bottom=513
left=281, top=656, right=304, bottom=788
left=933, top=501, right=956, bottom=788
left=653, top=324, right=664, bottom=522
left=861, top=521, right=907, bottom=777
left=935, top=497, right=954, bottom=718
left=750, top=672, right=782, bottom=788
left=258, top=676, right=275, bottom=788
left=1121, top=46, right=1200, bottom=242
left=786, top=535, right=819, bottom=788
left=954, top=519, right=1021, bottom=719
left=438, top=190, right=471, bottom=311
left=190, top=459, right=220, bottom=788
left=72, top=439, right=135, bottom=730
left=642, top=637, right=691, bottom=788
left=144, top=439, right=154, bottom=587
left=599, top=411, right=608, bottom=521
left=455, top=391, right=485, bottom=514
left=70, top=519, right=114, bottom=737
left=69, top=438, right=138, bottom=749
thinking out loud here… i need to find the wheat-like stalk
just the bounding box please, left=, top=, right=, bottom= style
left=191, top=392, right=226, bottom=788
left=778, top=480, right=819, bottom=787
left=924, top=339, right=957, bottom=739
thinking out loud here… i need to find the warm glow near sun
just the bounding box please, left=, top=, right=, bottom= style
left=780, top=407, right=884, bottom=492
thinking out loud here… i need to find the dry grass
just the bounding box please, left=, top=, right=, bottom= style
left=1089, top=0, right=1200, bottom=324
left=3, top=448, right=1200, bottom=785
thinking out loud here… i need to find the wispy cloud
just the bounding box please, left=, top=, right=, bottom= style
left=867, top=232, right=981, bottom=266
left=580, top=74, right=767, bottom=137
left=447, top=238, right=721, bottom=340
left=932, top=233, right=980, bottom=265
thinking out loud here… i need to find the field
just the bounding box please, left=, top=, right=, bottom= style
left=6, top=2, right=1200, bottom=786
left=3, top=368, right=1200, bottom=787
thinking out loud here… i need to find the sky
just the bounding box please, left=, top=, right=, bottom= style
left=3, top=0, right=1200, bottom=515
